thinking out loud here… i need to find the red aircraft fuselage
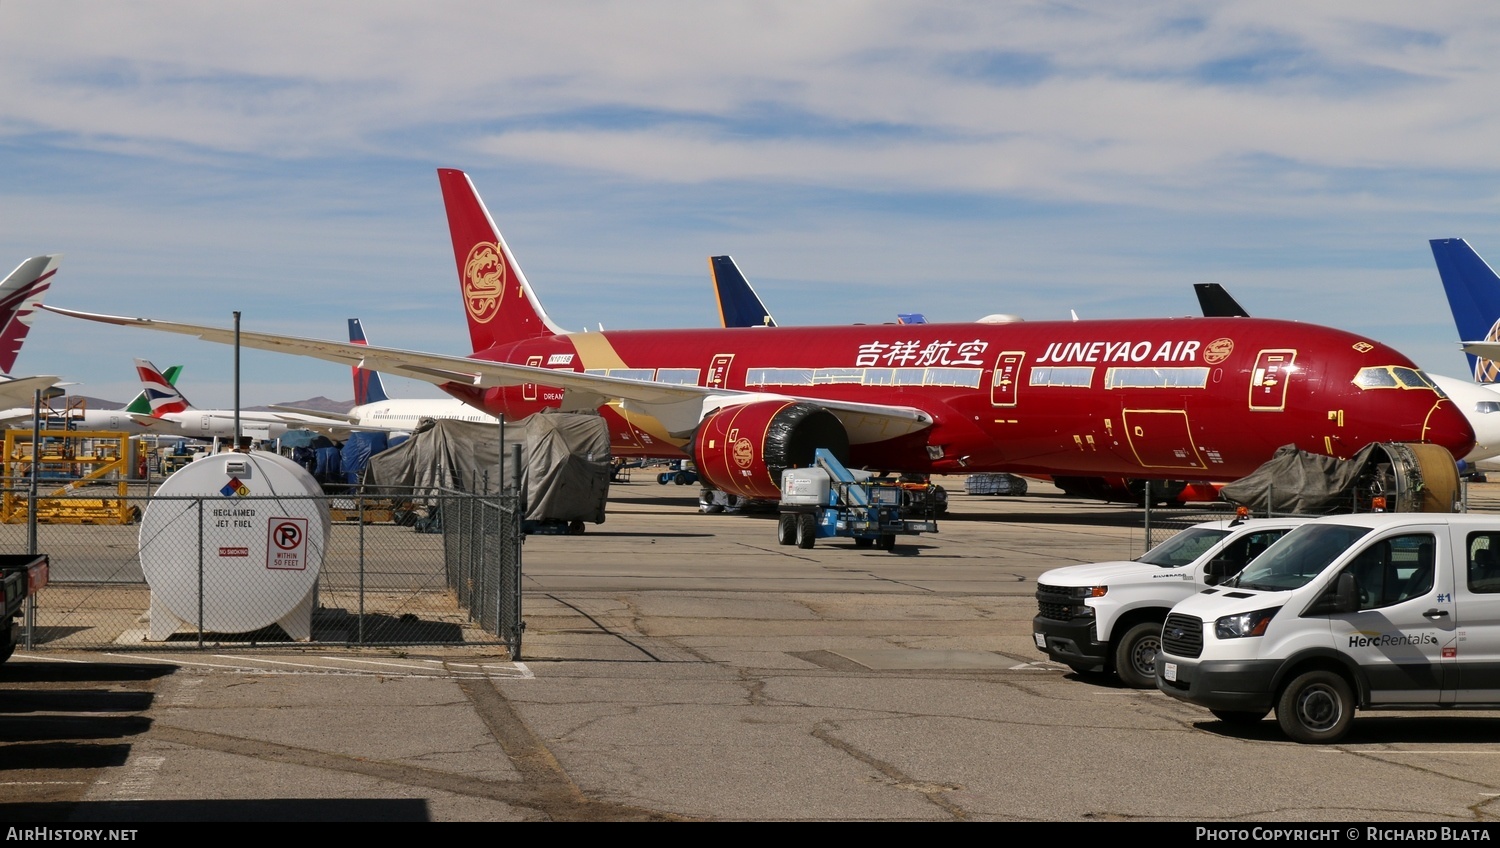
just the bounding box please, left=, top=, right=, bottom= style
left=424, top=166, right=1474, bottom=502
left=438, top=317, right=1473, bottom=500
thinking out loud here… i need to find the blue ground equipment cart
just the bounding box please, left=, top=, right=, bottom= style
left=776, top=449, right=938, bottom=552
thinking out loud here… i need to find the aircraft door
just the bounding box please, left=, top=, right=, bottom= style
left=707, top=354, right=734, bottom=389
left=522, top=355, right=544, bottom=402
left=1250, top=349, right=1297, bottom=411
left=1120, top=409, right=1207, bottom=471
left=990, top=351, right=1024, bottom=407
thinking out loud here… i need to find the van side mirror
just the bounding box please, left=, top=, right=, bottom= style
left=1335, top=572, right=1359, bottom=612
left=1307, top=572, right=1360, bottom=615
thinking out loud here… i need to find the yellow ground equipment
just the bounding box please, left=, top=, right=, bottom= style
left=1, top=430, right=138, bottom=524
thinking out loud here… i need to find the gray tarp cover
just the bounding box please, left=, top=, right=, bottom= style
left=363, top=414, right=612, bottom=523
left=1218, top=443, right=1382, bottom=514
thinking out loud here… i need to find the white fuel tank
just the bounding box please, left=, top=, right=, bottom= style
left=138, top=450, right=330, bottom=641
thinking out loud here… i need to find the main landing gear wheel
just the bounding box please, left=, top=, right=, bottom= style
left=795, top=513, right=817, bottom=549
left=777, top=514, right=796, bottom=546
left=1113, top=621, right=1163, bottom=689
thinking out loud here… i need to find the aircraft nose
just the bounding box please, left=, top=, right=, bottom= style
left=1425, top=398, right=1477, bottom=461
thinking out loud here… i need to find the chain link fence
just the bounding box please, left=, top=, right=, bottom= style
left=8, top=485, right=524, bottom=659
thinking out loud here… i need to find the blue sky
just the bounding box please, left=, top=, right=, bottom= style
left=3, top=2, right=1500, bottom=407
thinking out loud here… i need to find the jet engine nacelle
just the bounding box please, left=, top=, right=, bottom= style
left=691, top=400, right=850, bottom=500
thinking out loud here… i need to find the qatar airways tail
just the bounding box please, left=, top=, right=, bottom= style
left=0, top=255, right=65, bottom=407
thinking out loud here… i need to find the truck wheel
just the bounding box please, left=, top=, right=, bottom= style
left=853, top=536, right=873, bottom=548
left=1276, top=670, right=1354, bottom=744
left=777, top=514, right=796, bottom=546
left=795, top=513, right=816, bottom=549
left=1210, top=709, right=1269, bottom=726
left=1113, top=622, right=1162, bottom=689
left=878, top=534, right=896, bottom=552
left=0, top=625, right=13, bottom=664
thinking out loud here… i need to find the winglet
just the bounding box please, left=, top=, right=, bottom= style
left=0, top=255, right=60, bottom=374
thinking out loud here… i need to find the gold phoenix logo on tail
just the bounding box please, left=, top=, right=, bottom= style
left=463, top=242, right=506, bottom=324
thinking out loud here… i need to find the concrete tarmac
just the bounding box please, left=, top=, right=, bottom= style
left=7, top=477, right=1500, bottom=823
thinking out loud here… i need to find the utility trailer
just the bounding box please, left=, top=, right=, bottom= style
left=1, top=554, right=47, bottom=663
left=776, top=449, right=938, bottom=552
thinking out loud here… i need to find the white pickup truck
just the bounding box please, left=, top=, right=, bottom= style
left=1158, top=512, right=1500, bottom=743
left=1033, top=516, right=1309, bottom=687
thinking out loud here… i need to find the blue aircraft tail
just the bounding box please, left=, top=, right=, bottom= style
left=1432, top=238, right=1500, bottom=381
left=348, top=318, right=390, bottom=405
left=709, top=256, right=777, bottom=328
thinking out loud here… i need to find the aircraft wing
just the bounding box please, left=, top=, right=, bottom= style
left=0, top=375, right=65, bottom=410
left=42, top=306, right=934, bottom=442
left=269, top=404, right=360, bottom=424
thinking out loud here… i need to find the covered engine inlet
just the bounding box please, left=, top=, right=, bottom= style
left=1220, top=442, right=1461, bottom=515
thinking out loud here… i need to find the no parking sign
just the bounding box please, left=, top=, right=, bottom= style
left=268, top=517, right=308, bottom=571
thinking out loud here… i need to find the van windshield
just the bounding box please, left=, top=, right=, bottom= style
left=1137, top=528, right=1231, bottom=568
left=1229, top=523, right=1372, bottom=592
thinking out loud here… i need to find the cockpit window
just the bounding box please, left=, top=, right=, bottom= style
left=1354, top=366, right=1447, bottom=398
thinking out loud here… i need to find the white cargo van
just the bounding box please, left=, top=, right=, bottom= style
left=1033, top=516, right=1309, bottom=688
left=1158, top=513, right=1500, bottom=743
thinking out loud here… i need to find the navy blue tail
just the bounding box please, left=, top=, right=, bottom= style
left=709, top=256, right=777, bottom=328
left=348, top=318, right=390, bottom=405
left=1432, top=238, right=1500, bottom=381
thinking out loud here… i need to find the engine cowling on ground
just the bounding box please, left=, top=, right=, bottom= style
left=691, top=400, right=849, bottom=500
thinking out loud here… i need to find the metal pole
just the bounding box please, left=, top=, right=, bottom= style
left=197, top=499, right=205, bottom=648
left=357, top=494, right=365, bottom=645
left=27, top=389, right=39, bottom=556
left=233, top=311, right=242, bottom=447
left=1142, top=480, right=1151, bottom=555
left=24, top=390, right=39, bottom=650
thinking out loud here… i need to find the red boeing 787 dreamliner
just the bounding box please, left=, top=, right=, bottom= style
left=43, top=169, right=1474, bottom=501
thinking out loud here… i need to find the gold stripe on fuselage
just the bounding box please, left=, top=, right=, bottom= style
left=567, top=333, right=687, bottom=448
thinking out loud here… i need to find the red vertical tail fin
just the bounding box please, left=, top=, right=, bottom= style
left=437, top=168, right=563, bottom=354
